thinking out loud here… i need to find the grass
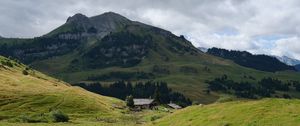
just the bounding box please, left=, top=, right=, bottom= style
left=0, top=56, right=139, bottom=125
left=34, top=50, right=300, bottom=104
left=3, top=57, right=300, bottom=126
left=0, top=55, right=175, bottom=126
left=151, top=98, right=300, bottom=126
left=32, top=52, right=300, bottom=104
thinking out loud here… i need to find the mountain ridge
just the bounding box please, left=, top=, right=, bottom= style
left=207, top=47, right=296, bottom=72
left=1, top=12, right=300, bottom=103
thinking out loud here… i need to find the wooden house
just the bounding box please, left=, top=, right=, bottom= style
left=133, top=98, right=156, bottom=109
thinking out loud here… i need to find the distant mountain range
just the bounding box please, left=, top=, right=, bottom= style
left=199, top=47, right=300, bottom=71
left=274, top=56, right=300, bottom=66
left=206, top=47, right=295, bottom=72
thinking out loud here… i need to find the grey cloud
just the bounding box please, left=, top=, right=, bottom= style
left=0, top=0, right=300, bottom=60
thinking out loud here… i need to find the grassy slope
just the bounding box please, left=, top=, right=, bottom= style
left=30, top=49, right=300, bottom=104
left=0, top=56, right=138, bottom=125
left=152, top=98, right=300, bottom=126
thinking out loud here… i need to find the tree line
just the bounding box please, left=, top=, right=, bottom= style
left=207, top=75, right=300, bottom=99
left=0, top=36, right=81, bottom=64
left=75, top=81, right=192, bottom=107
left=207, top=48, right=296, bottom=72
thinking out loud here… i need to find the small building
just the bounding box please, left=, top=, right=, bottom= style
left=133, top=98, right=155, bottom=109
left=167, top=103, right=182, bottom=109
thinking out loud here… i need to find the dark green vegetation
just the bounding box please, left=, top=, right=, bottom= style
left=207, top=47, right=295, bottom=72
left=295, top=64, right=300, bottom=71
left=0, top=37, right=81, bottom=64
left=82, top=31, right=154, bottom=68
left=1, top=12, right=300, bottom=104
left=207, top=75, right=300, bottom=99
left=75, top=81, right=192, bottom=107
left=125, top=95, right=134, bottom=108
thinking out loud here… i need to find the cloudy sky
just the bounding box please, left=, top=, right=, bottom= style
left=1, top=0, right=300, bottom=60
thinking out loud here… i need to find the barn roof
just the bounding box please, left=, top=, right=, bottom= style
left=168, top=103, right=182, bottom=109
left=133, top=99, right=154, bottom=105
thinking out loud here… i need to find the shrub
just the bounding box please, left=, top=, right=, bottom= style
left=125, top=95, right=134, bottom=108
left=49, top=110, right=69, bottom=122
left=25, top=67, right=30, bottom=70
left=283, top=94, right=291, bottom=99
left=1, top=60, right=13, bottom=67
left=22, top=70, right=29, bottom=75
left=150, top=115, right=161, bottom=121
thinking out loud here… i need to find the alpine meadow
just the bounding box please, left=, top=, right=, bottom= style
left=1, top=0, right=300, bottom=126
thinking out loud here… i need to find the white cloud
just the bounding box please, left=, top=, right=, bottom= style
left=270, top=36, right=300, bottom=59
left=0, top=0, right=300, bottom=60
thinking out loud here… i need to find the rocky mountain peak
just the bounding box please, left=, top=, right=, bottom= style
left=89, top=12, right=131, bottom=32
left=90, top=12, right=130, bottom=22
left=66, top=13, right=90, bottom=24
left=60, top=12, right=131, bottom=37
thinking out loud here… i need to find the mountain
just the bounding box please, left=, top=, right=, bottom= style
left=275, top=55, right=300, bottom=66
left=207, top=47, right=296, bottom=72
left=197, top=47, right=208, bottom=53
left=47, top=12, right=131, bottom=38
left=0, top=55, right=127, bottom=124
left=152, top=98, right=300, bottom=126
left=1, top=12, right=300, bottom=103
left=295, top=64, right=300, bottom=71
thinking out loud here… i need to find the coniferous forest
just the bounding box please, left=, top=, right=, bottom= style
left=207, top=75, right=300, bottom=99
left=75, top=81, right=192, bottom=107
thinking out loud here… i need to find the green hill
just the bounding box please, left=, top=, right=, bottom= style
left=1, top=12, right=300, bottom=104
left=207, top=47, right=295, bottom=72
left=152, top=98, right=300, bottom=126
left=0, top=55, right=137, bottom=125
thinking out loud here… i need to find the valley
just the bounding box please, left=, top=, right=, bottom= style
left=1, top=10, right=300, bottom=126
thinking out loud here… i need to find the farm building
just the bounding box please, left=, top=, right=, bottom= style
left=167, top=103, right=182, bottom=109
left=133, top=98, right=156, bottom=109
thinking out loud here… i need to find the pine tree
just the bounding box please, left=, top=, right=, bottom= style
left=153, top=88, right=160, bottom=104
left=125, top=95, right=134, bottom=108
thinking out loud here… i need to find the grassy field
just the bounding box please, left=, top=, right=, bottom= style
left=2, top=51, right=300, bottom=126
left=151, top=98, right=300, bottom=126
left=0, top=56, right=135, bottom=125
left=0, top=55, right=175, bottom=126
